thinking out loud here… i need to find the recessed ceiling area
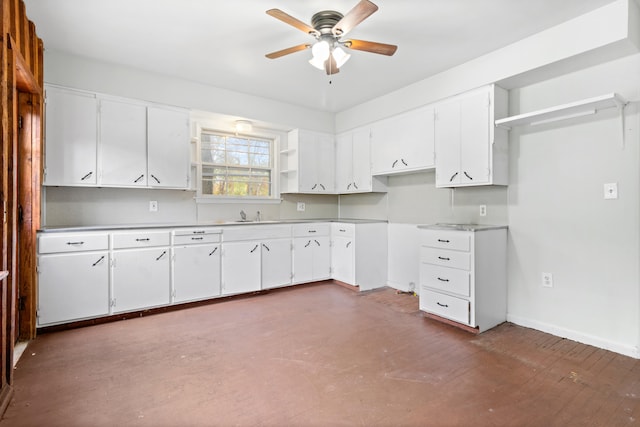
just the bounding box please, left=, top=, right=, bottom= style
left=24, top=0, right=617, bottom=112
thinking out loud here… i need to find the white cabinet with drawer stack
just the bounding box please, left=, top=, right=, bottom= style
left=292, top=223, right=331, bottom=284
left=418, top=225, right=507, bottom=332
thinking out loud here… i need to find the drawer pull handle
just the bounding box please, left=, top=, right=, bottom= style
left=438, top=256, right=450, bottom=261
left=314, top=240, right=320, bottom=247
left=193, top=231, right=206, bottom=234
left=250, top=244, right=259, bottom=253
left=66, top=241, right=85, bottom=246
left=135, top=238, right=150, bottom=242
left=304, top=240, right=311, bottom=248
left=437, top=239, right=450, bottom=243
left=339, top=229, right=346, bottom=232
left=437, top=277, right=449, bottom=282
left=308, top=230, right=316, bottom=233
left=449, top=172, right=458, bottom=182
left=191, top=237, right=204, bottom=241
left=208, top=247, right=218, bottom=256
left=134, top=174, right=144, bottom=183
left=92, top=255, right=105, bottom=266
left=156, top=251, right=167, bottom=261
left=81, top=171, right=93, bottom=181
left=436, top=302, right=449, bottom=308
left=262, top=244, right=270, bottom=252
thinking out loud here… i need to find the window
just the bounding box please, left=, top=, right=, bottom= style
left=199, top=131, right=273, bottom=198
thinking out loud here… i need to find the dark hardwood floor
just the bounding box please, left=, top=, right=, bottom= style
left=1, top=282, right=638, bottom=426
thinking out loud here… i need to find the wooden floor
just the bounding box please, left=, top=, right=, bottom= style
left=2, top=282, right=639, bottom=426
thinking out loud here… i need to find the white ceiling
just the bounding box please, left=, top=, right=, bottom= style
left=24, top=0, right=617, bottom=113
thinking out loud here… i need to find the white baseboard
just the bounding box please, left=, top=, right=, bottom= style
left=507, top=314, right=640, bottom=360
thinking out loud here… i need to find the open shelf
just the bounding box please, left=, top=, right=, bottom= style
left=495, top=93, right=627, bottom=129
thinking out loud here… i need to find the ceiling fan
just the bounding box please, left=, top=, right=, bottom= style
left=265, top=0, right=398, bottom=75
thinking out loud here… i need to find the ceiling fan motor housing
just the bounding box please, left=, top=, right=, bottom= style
left=311, top=10, right=344, bottom=34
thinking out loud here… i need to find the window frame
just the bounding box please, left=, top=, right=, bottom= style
left=193, top=120, right=281, bottom=204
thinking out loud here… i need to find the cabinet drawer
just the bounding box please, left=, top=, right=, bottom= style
left=173, top=234, right=221, bottom=245
left=420, top=247, right=471, bottom=270
left=38, top=233, right=109, bottom=254
left=173, top=227, right=222, bottom=237
left=292, top=223, right=330, bottom=237
left=420, top=289, right=469, bottom=325
left=331, top=223, right=354, bottom=237
left=223, top=225, right=291, bottom=241
left=112, top=230, right=170, bottom=249
left=421, top=230, right=471, bottom=251
left=420, top=264, right=470, bottom=297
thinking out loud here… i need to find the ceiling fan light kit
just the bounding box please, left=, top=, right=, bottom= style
left=265, top=0, right=397, bottom=75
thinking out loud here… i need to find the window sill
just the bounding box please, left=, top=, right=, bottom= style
left=194, top=196, right=282, bottom=205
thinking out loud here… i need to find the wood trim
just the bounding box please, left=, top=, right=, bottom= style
left=0, top=383, right=13, bottom=418
left=424, top=312, right=481, bottom=334
left=8, top=35, right=40, bottom=95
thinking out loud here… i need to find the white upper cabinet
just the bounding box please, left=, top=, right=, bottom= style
left=99, top=98, right=148, bottom=187
left=44, top=85, right=190, bottom=190
left=336, top=127, right=387, bottom=194
left=283, top=129, right=335, bottom=194
left=44, top=86, right=98, bottom=186
left=371, top=105, right=436, bottom=176
left=147, top=106, right=190, bottom=189
left=434, top=84, right=508, bottom=187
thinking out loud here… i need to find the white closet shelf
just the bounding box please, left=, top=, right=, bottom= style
left=495, top=93, right=627, bottom=129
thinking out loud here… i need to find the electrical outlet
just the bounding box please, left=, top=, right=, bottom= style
left=604, top=183, right=618, bottom=199
left=297, top=202, right=305, bottom=212
left=542, top=272, right=553, bottom=288
left=149, top=201, right=158, bottom=212
left=479, top=205, right=487, bottom=217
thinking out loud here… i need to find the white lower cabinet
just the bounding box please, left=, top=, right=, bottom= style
left=37, top=232, right=110, bottom=326
left=172, top=228, right=222, bottom=303
left=111, top=231, right=171, bottom=313
left=292, top=223, right=331, bottom=284
left=330, top=222, right=388, bottom=291
left=221, top=240, right=262, bottom=296
left=261, top=238, right=293, bottom=289
left=418, top=226, right=507, bottom=332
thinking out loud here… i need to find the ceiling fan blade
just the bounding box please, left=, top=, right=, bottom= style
left=332, top=0, right=378, bottom=36
left=324, top=55, right=340, bottom=75
left=266, top=9, right=319, bottom=36
left=265, top=44, right=311, bottom=59
left=343, top=39, right=398, bottom=56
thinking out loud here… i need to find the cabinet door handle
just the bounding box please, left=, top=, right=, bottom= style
left=134, top=174, right=144, bottom=183
left=92, top=255, right=105, bottom=267
left=208, top=247, right=218, bottom=256
left=314, top=239, right=320, bottom=247
left=312, top=184, right=318, bottom=190
left=449, top=172, right=458, bottom=182
left=463, top=171, right=473, bottom=180
left=304, top=240, right=311, bottom=248
left=66, top=241, right=84, bottom=246
left=319, top=184, right=326, bottom=190
left=81, top=171, right=93, bottom=181
left=347, top=183, right=352, bottom=190
left=262, top=243, right=270, bottom=252
left=156, top=251, right=167, bottom=261
left=437, top=277, right=449, bottom=282
left=438, top=256, right=450, bottom=261
left=250, top=244, right=259, bottom=253
left=151, top=174, right=161, bottom=184
left=135, top=238, right=150, bottom=242
left=401, top=158, right=408, bottom=166
left=346, top=241, right=352, bottom=248
left=392, top=160, right=398, bottom=168
left=437, top=239, right=450, bottom=243
left=436, top=302, right=449, bottom=308
left=191, top=237, right=204, bottom=241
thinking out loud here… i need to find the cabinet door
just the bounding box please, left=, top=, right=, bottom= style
left=315, top=132, right=335, bottom=192
left=351, top=127, right=372, bottom=191
left=99, top=99, right=148, bottom=186
left=459, top=91, right=491, bottom=185
left=44, top=87, right=97, bottom=186
left=400, top=106, right=435, bottom=171
left=434, top=100, right=461, bottom=186
left=312, top=236, right=331, bottom=281
left=261, top=238, right=292, bottom=289
left=148, top=106, right=190, bottom=189
left=335, top=132, right=353, bottom=193
left=331, top=236, right=355, bottom=284
left=222, top=241, right=261, bottom=295
left=371, top=118, right=396, bottom=175
left=293, top=237, right=314, bottom=284
left=112, top=247, right=171, bottom=313
left=173, top=244, right=221, bottom=303
left=37, top=252, right=109, bottom=325
left=297, top=131, right=318, bottom=192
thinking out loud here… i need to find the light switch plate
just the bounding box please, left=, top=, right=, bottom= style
left=604, top=183, right=618, bottom=199
left=149, top=201, right=158, bottom=212
left=297, top=202, right=305, bottom=212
